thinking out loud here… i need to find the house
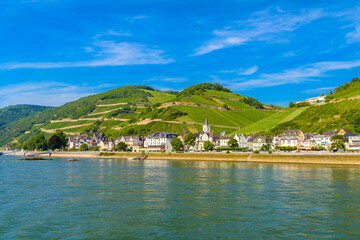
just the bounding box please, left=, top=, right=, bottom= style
left=233, top=134, right=248, bottom=148
left=252, top=136, right=272, bottom=151
left=300, top=133, right=316, bottom=150
left=5, top=144, right=10, bottom=151
left=90, top=133, right=108, bottom=148
left=216, top=136, right=233, bottom=147
left=347, top=134, right=360, bottom=151
left=279, top=129, right=305, bottom=148
left=68, top=135, right=91, bottom=149
left=196, top=116, right=219, bottom=150
left=312, top=134, right=332, bottom=148
left=306, top=95, right=326, bottom=104
left=246, top=135, right=257, bottom=150
left=144, top=132, right=177, bottom=152
left=115, top=135, right=145, bottom=152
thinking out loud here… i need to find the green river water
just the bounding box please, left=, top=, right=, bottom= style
left=1, top=156, right=360, bottom=239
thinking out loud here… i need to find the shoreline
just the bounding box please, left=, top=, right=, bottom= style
left=11, top=151, right=360, bottom=165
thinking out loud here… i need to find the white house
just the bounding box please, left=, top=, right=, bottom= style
left=306, top=95, right=326, bottom=104
left=347, top=135, right=360, bottom=151
left=233, top=134, right=248, bottom=148
left=144, top=132, right=177, bottom=152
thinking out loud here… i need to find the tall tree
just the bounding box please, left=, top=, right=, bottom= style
left=183, top=132, right=196, bottom=149
left=80, top=143, right=89, bottom=151
left=34, top=133, right=47, bottom=151
left=171, top=138, right=184, bottom=151
left=227, top=138, right=239, bottom=150
left=48, top=134, right=62, bottom=150
left=331, top=135, right=345, bottom=151
left=204, top=141, right=215, bottom=151
left=117, top=142, right=127, bottom=151
left=54, top=130, right=67, bottom=149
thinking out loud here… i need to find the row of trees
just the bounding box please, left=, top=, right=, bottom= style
left=22, top=130, right=68, bottom=151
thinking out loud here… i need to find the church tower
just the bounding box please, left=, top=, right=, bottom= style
left=203, top=115, right=211, bottom=133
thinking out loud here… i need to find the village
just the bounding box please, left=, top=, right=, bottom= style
left=66, top=116, right=360, bottom=153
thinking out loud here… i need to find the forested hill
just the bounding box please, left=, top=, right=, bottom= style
left=0, top=104, right=51, bottom=128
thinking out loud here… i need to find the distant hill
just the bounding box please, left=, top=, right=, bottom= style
left=4, top=78, right=360, bottom=147
left=0, top=83, right=280, bottom=146
left=0, top=104, right=51, bottom=128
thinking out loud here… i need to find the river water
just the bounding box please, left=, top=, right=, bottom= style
left=1, top=156, right=360, bottom=239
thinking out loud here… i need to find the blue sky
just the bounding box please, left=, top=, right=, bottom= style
left=1, top=0, right=360, bottom=107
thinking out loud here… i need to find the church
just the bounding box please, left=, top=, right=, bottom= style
left=196, top=116, right=220, bottom=150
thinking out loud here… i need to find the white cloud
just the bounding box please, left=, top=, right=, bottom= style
left=220, top=65, right=258, bottom=75
left=145, top=76, right=188, bottom=83
left=0, top=41, right=173, bottom=70
left=219, top=59, right=360, bottom=90
left=0, top=82, right=110, bottom=108
left=193, top=8, right=324, bottom=55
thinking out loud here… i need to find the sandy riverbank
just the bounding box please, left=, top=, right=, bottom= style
left=12, top=151, right=360, bottom=165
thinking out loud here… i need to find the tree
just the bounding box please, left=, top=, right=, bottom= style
left=54, top=130, right=67, bottom=149
left=80, top=143, right=89, bottom=151
left=48, top=134, right=62, bottom=150
left=204, top=141, right=215, bottom=151
left=289, top=102, right=295, bottom=108
left=183, top=132, right=196, bottom=148
left=34, top=133, right=47, bottom=151
left=117, top=142, right=127, bottom=151
left=260, top=143, right=270, bottom=151
left=171, top=138, right=184, bottom=151
left=331, top=135, right=345, bottom=151
left=227, top=138, right=239, bottom=150
left=93, top=146, right=100, bottom=151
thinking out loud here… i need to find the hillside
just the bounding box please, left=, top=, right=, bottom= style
left=113, top=83, right=279, bottom=137
left=0, top=104, right=51, bottom=128
left=326, top=77, right=360, bottom=101
left=1, top=83, right=279, bottom=146
left=0, top=85, right=177, bottom=146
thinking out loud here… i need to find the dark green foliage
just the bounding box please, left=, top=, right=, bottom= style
left=241, top=96, right=264, bottom=109
left=0, top=104, right=50, bottom=128
left=253, top=150, right=260, bottom=154
left=156, top=89, right=179, bottom=95
left=176, top=83, right=231, bottom=99
left=48, top=134, right=62, bottom=150
left=204, top=141, right=215, bottom=151
left=80, top=143, right=89, bottom=151
left=93, top=146, right=100, bottom=151
left=171, top=138, right=184, bottom=151
left=34, top=133, right=47, bottom=151
left=289, top=102, right=311, bottom=108
left=259, top=144, right=271, bottom=151
left=227, top=138, right=239, bottom=149
left=117, top=142, right=127, bottom=151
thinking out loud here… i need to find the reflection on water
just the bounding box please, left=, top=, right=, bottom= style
left=1, top=156, right=360, bottom=239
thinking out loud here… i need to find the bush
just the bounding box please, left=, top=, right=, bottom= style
left=253, top=150, right=260, bottom=154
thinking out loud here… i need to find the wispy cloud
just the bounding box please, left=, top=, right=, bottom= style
left=145, top=76, right=188, bottom=83
left=0, top=82, right=112, bottom=108
left=220, top=65, right=258, bottom=75
left=193, top=8, right=324, bottom=55
left=219, top=59, right=360, bottom=90
left=344, top=7, right=360, bottom=43
left=303, top=87, right=335, bottom=94
left=0, top=41, right=173, bottom=70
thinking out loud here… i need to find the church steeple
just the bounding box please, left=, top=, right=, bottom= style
left=203, top=115, right=210, bottom=133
